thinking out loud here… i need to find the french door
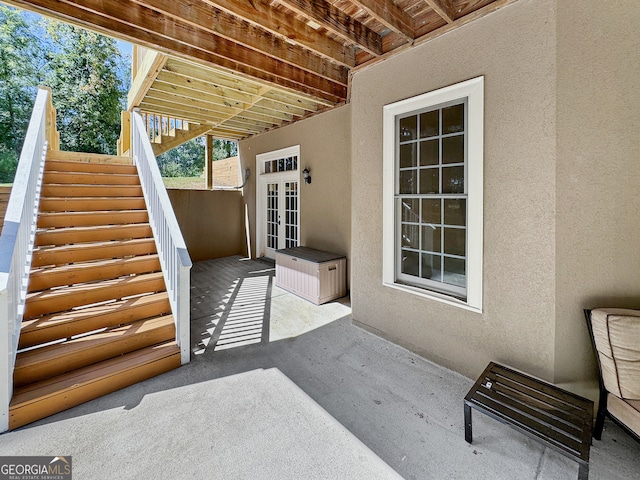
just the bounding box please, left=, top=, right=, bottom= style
left=263, top=174, right=299, bottom=259
left=256, top=145, right=301, bottom=259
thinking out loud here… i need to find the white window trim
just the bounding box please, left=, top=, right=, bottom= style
left=256, top=145, right=301, bottom=259
left=382, top=77, right=483, bottom=313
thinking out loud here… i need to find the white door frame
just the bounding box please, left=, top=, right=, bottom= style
left=256, top=145, right=301, bottom=259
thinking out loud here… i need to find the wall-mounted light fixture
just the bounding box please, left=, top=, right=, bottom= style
left=302, top=167, right=312, bottom=184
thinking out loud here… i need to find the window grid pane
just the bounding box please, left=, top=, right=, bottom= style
left=397, top=101, right=467, bottom=293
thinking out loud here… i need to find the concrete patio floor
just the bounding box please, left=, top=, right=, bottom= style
left=1, top=256, right=638, bottom=479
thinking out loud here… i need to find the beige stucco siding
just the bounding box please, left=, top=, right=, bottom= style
left=167, top=189, right=247, bottom=261
left=554, top=1, right=640, bottom=386
left=350, top=0, right=558, bottom=380
left=238, top=106, right=352, bottom=286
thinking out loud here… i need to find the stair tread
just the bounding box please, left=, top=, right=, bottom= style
left=37, top=210, right=149, bottom=228
left=31, top=238, right=157, bottom=267
left=15, top=315, right=174, bottom=372
left=37, top=223, right=151, bottom=234
left=24, top=272, right=166, bottom=319
left=27, top=271, right=165, bottom=303
left=38, top=197, right=148, bottom=213
left=19, top=292, right=171, bottom=348
left=44, top=169, right=140, bottom=185
left=35, top=223, right=153, bottom=247
left=28, top=254, right=161, bottom=292
left=10, top=341, right=180, bottom=408
left=31, top=253, right=160, bottom=275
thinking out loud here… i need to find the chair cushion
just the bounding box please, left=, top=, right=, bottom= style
left=591, top=308, right=640, bottom=400
left=607, top=394, right=640, bottom=437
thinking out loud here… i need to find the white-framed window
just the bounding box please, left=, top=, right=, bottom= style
left=382, top=77, right=483, bottom=312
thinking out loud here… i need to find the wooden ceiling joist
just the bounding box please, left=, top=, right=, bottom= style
left=422, top=0, right=455, bottom=23
left=275, top=0, right=383, bottom=56
left=129, top=0, right=349, bottom=85
left=349, top=0, right=415, bottom=41
left=201, top=0, right=356, bottom=67
left=3, top=0, right=517, bottom=141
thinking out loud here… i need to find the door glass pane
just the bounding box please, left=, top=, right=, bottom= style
left=267, top=183, right=278, bottom=249
left=285, top=181, right=299, bottom=248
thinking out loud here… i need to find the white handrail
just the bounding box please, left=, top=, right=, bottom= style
left=131, top=111, right=192, bottom=365
left=0, top=88, right=49, bottom=432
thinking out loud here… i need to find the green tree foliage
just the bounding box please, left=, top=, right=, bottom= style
left=0, top=6, right=41, bottom=182
left=157, top=137, right=238, bottom=177
left=43, top=21, right=126, bottom=154
left=0, top=8, right=128, bottom=182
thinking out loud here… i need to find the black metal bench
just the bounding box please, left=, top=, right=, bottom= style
left=464, top=362, right=594, bottom=480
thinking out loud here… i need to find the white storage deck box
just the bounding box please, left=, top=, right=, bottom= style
left=275, top=247, right=347, bottom=305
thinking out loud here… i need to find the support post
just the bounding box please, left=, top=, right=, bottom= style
left=205, top=134, right=213, bottom=190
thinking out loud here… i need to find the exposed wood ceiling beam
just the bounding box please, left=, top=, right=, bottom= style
left=423, top=0, right=455, bottom=24
left=130, top=0, right=348, bottom=84
left=349, top=0, right=414, bottom=41
left=127, top=50, right=167, bottom=109
left=2, top=0, right=346, bottom=103
left=202, top=0, right=355, bottom=67
left=275, top=0, right=383, bottom=56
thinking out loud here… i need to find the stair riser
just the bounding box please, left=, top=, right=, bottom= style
left=43, top=172, right=140, bottom=186
left=37, top=211, right=149, bottom=228
left=41, top=185, right=143, bottom=197
left=25, top=276, right=167, bottom=319
left=9, top=345, right=181, bottom=431
left=28, top=256, right=161, bottom=292
left=14, top=318, right=175, bottom=387
left=19, top=294, right=171, bottom=349
left=35, top=225, right=152, bottom=247
left=39, top=198, right=147, bottom=212
left=31, top=239, right=157, bottom=267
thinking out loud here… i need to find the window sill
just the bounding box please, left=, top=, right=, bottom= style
left=382, top=280, right=482, bottom=314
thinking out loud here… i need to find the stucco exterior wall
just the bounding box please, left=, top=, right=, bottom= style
left=350, top=0, right=558, bottom=380
left=238, top=106, right=352, bottom=287
left=167, top=189, right=247, bottom=261
left=554, top=2, right=640, bottom=386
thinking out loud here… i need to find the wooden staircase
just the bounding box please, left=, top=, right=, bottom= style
left=0, top=185, right=11, bottom=235
left=9, top=154, right=181, bottom=430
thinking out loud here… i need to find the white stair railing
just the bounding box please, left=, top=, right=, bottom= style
left=0, top=88, right=50, bottom=432
left=131, top=111, right=192, bottom=365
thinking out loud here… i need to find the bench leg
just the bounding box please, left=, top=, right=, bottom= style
left=464, top=403, right=473, bottom=443
left=578, top=463, right=589, bottom=480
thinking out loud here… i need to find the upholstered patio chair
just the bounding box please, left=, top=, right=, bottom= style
left=584, top=308, right=640, bottom=442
